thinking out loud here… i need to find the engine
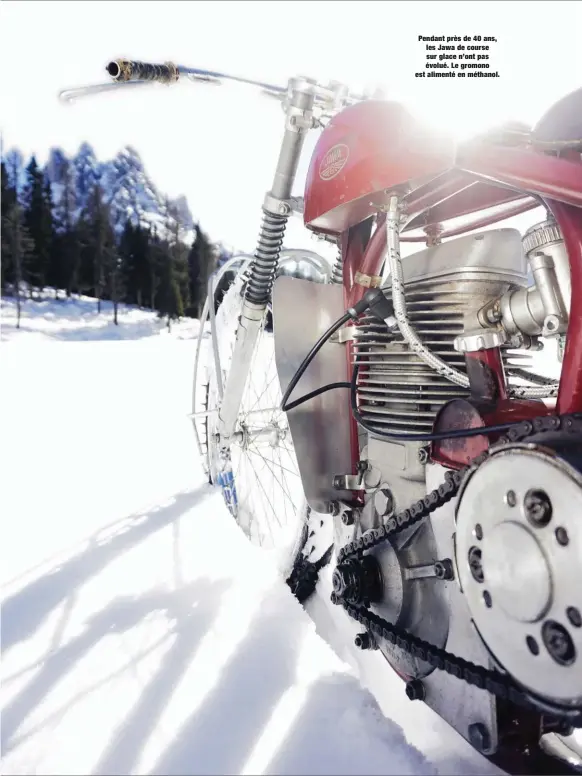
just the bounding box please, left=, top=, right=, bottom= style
left=337, top=226, right=582, bottom=761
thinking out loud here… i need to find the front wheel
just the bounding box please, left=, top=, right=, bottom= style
left=205, top=274, right=309, bottom=572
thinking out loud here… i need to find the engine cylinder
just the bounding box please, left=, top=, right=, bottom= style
left=353, top=229, right=530, bottom=435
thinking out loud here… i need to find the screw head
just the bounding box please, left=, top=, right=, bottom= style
left=523, top=488, right=552, bottom=527
left=542, top=620, right=576, bottom=665
left=468, top=547, right=484, bottom=583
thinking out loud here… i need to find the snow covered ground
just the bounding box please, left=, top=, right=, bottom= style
left=1, top=293, right=502, bottom=775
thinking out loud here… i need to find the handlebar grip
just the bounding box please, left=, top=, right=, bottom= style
left=106, top=59, right=179, bottom=84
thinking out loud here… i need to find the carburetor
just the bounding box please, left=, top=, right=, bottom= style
left=480, top=217, right=570, bottom=344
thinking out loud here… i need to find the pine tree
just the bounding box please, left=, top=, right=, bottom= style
left=187, top=223, right=215, bottom=318
left=85, top=185, right=115, bottom=313
left=156, top=252, right=183, bottom=332
left=148, top=226, right=164, bottom=310
left=50, top=155, right=81, bottom=297
left=1, top=163, right=34, bottom=327
left=106, top=253, right=125, bottom=325
left=3, top=149, right=24, bottom=197
left=155, top=201, right=189, bottom=330
left=1, top=162, right=16, bottom=291
left=22, top=157, right=54, bottom=297
left=119, top=221, right=157, bottom=308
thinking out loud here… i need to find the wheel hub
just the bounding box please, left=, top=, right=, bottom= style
left=484, top=521, right=551, bottom=623
left=232, top=421, right=288, bottom=451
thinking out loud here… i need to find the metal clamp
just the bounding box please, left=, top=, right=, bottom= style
left=354, top=270, right=383, bottom=289
left=262, top=193, right=305, bottom=218
left=285, top=104, right=318, bottom=132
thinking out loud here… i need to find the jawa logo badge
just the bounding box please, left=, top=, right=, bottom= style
left=319, top=143, right=349, bottom=181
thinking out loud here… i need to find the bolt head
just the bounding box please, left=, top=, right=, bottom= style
left=418, top=447, right=429, bottom=464
left=405, top=679, right=425, bottom=701
left=435, top=558, right=455, bottom=581
left=468, top=547, right=484, bottom=583
left=341, top=511, right=355, bottom=526
left=542, top=620, right=576, bottom=665
left=524, top=489, right=552, bottom=527
left=468, top=722, right=492, bottom=754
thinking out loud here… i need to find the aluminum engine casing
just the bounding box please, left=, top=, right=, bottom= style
left=353, top=229, right=529, bottom=751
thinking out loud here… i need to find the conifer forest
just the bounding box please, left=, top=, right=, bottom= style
left=1, top=144, right=235, bottom=328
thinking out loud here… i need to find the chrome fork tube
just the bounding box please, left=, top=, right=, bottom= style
left=217, top=78, right=316, bottom=449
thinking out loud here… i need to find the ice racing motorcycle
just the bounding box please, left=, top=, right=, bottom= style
left=61, top=61, right=582, bottom=774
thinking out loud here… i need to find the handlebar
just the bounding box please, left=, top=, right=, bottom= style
left=106, top=59, right=179, bottom=84
left=59, top=57, right=371, bottom=113
left=106, top=58, right=288, bottom=95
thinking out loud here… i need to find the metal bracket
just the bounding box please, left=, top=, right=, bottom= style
left=333, top=461, right=377, bottom=491
left=330, top=326, right=356, bottom=344
left=333, top=473, right=363, bottom=490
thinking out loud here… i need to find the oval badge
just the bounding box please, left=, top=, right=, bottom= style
left=319, top=143, right=349, bottom=181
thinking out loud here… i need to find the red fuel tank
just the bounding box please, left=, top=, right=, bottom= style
left=304, top=100, right=456, bottom=234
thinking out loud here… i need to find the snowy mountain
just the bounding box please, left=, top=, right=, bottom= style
left=9, top=143, right=196, bottom=243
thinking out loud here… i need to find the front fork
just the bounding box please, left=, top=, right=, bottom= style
left=217, top=78, right=318, bottom=453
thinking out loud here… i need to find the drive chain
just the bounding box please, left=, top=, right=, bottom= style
left=332, top=412, right=582, bottom=727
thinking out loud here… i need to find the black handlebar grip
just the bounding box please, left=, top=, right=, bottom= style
left=106, top=59, right=179, bottom=84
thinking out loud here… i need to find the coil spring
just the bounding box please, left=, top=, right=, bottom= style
left=244, top=209, right=288, bottom=306
left=331, top=245, right=343, bottom=284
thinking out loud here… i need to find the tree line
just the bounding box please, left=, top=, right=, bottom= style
left=1, top=153, right=220, bottom=330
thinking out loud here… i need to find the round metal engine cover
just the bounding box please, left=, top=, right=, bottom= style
left=454, top=443, right=582, bottom=706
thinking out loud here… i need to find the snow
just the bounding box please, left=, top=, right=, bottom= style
left=1, top=293, right=199, bottom=343
left=2, top=293, right=500, bottom=775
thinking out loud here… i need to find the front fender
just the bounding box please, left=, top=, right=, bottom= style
left=272, top=276, right=352, bottom=511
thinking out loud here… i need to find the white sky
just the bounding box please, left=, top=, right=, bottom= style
left=1, top=0, right=581, bottom=251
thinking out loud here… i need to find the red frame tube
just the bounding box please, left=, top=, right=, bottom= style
left=342, top=147, right=582, bottom=471
left=550, top=201, right=582, bottom=414
left=400, top=198, right=539, bottom=242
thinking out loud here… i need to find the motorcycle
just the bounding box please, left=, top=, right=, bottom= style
left=61, top=60, right=582, bottom=774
